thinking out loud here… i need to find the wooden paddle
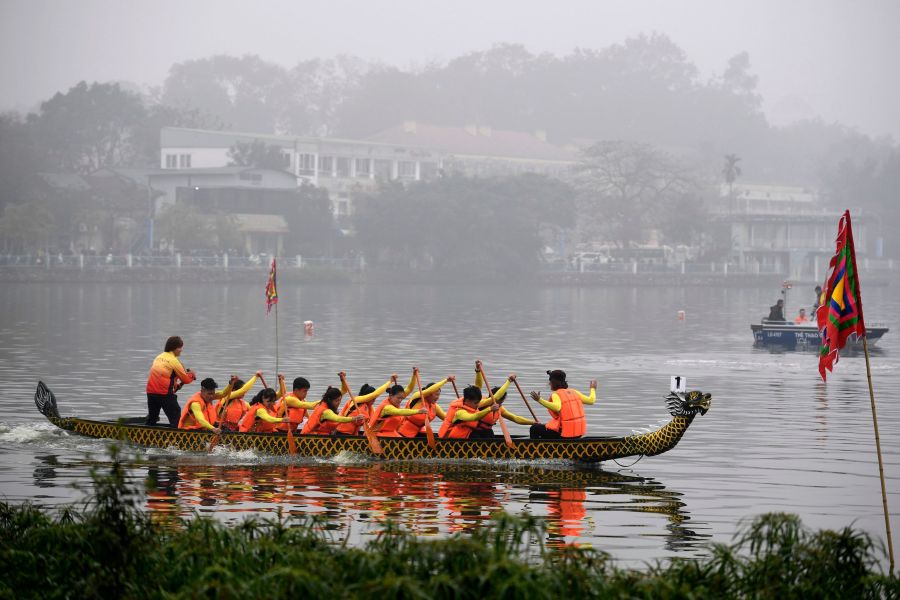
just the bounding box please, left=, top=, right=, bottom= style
left=208, top=375, right=238, bottom=452
left=339, top=371, right=383, bottom=455
left=413, top=368, right=437, bottom=449
left=271, top=374, right=297, bottom=456
left=450, top=378, right=460, bottom=400
left=511, top=376, right=541, bottom=423
left=477, top=363, right=515, bottom=449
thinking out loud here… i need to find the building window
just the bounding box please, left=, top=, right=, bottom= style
left=355, top=158, right=371, bottom=177
left=419, top=162, right=438, bottom=180
left=298, top=153, right=316, bottom=175
left=373, top=159, right=392, bottom=179
left=318, top=156, right=334, bottom=177
left=178, top=154, right=191, bottom=168
left=336, top=157, right=350, bottom=178
left=282, top=152, right=292, bottom=169
left=165, top=154, right=177, bottom=169
left=238, top=172, right=263, bottom=185
left=398, top=160, right=417, bottom=179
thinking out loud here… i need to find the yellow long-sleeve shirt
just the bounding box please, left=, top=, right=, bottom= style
left=451, top=406, right=493, bottom=423
left=536, top=388, right=596, bottom=413
left=227, top=376, right=257, bottom=400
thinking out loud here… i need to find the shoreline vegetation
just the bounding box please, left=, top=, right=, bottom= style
left=1, top=447, right=895, bottom=599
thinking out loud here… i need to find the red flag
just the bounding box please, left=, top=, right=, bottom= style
left=265, top=258, right=278, bottom=315
left=817, top=210, right=866, bottom=381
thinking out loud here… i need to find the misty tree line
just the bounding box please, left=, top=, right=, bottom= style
left=1, top=33, right=899, bottom=265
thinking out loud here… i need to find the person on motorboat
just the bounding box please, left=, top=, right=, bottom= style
left=473, top=374, right=536, bottom=438
left=396, top=374, right=456, bottom=438
left=529, top=370, right=596, bottom=439
left=334, top=377, right=397, bottom=435
left=146, top=335, right=196, bottom=426
left=238, top=387, right=290, bottom=433
left=274, top=374, right=317, bottom=432
left=300, top=387, right=365, bottom=435
left=767, top=299, right=786, bottom=322
left=213, top=371, right=262, bottom=431
left=794, top=308, right=810, bottom=324
left=178, top=377, right=236, bottom=433
left=438, top=385, right=499, bottom=439
left=368, top=384, right=427, bottom=437
left=813, top=285, right=824, bottom=311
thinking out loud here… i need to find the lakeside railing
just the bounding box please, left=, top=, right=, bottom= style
left=0, top=253, right=365, bottom=271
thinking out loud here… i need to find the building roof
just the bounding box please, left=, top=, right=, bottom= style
left=160, top=126, right=428, bottom=152
left=232, top=213, right=290, bottom=234
left=365, top=122, right=580, bottom=163
left=35, top=173, right=91, bottom=191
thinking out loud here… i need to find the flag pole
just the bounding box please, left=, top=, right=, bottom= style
left=275, top=301, right=279, bottom=376
left=863, top=336, right=894, bottom=572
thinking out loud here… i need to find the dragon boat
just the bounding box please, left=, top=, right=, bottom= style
left=34, top=381, right=710, bottom=463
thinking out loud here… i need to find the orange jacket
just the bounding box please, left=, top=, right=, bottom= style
left=275, top=393, right=309, bottom=432
left=177, top=392, right=217, bottom=430
left=335, top=400, right=370, bottom=435
left=300, top=402, right=339, bottom=435
left=238, top=406, right=280, bottom=433
left=545, top=388, right=586, bottom=437
left=397, top=400, right=438, bottom=438
left=214, top=397, right=249, bottom=430
left=146, top=351, right=194, bottom=395
left=438, top=399, right=480, bottom=439
left=369, top=399, right=404, bottom=437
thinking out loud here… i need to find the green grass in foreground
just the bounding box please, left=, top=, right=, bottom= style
left=0, top=448, right=896, bottom=599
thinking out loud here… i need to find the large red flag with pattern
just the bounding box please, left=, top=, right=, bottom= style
left=817, top=210, right=866, bottom=381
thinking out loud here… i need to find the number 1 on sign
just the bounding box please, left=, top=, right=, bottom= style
left=670, top=376, right=686, bottom=393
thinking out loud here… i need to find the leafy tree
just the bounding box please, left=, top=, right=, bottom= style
left=353, top=173, right=574, bottom=277
left=27, top=82, right=146, bottom=173
left=226, top=140, right=287, bottom=170
left=155, top=202, right=207, bottom=252
left=282, top=182, right=336, bottom=257
left=575, top=141, right=699, bottom=247
left=0, top=112, right=41, bottom=212
left=0, top=201, right=55, bottom=254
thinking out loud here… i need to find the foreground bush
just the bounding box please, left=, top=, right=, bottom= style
left=0, top=451, right=896, bottom=599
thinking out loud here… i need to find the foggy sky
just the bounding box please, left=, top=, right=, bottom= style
left=2, top=0, right=898, bottom=140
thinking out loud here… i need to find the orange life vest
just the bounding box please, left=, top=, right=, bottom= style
left=335, top=397, right=371, bottom=435
left=369, top=398, right=404, bottom=437
left=301, top=402, right=339, bottom=435
left=238, top=405, right=280, bottom=433
left=177, top=392, right=217, bottom=430
left=545, top=388, right=586, bottom=438
left=214, top=397, right=249, bottom=429
left=275, top=393, right=308, bottom=432
left=397, top=397, right=438, bottom=438
left=438, top=398, right=480, bottom=439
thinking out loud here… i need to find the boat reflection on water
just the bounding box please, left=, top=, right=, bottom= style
left=31, top=453, right=709, bottom=555
left=140, top=459, right=711, bottom=553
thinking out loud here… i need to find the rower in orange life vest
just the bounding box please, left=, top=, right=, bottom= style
left=474, top=373, right=536, bottom=437
left=238, top=387, right=290, bottom=433
left=213, top=370, right=262, bottom=431
left=369, top=383, right=428, bottom=437
left=146, top=335, right=196, bottom=426
left=438, top=385, right=500, bottom=439
left=177, top=376, right=237, bottom=433
left=529, top=369, right=596, bottom=439
left=301, top=387, right=366, bottom=435
left=396, top=374, right=456, bottom=438
left=334, top=371, right=407, bottom=435
left=274, top=374, right=317, bottom=432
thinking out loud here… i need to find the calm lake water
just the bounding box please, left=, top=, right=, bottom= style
left=1, top=279, right=898, bottom=568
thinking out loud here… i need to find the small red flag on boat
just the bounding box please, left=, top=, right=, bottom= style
left=265, top=258, right=278, bottom=315
left=817, top=210, right=866, bottom=381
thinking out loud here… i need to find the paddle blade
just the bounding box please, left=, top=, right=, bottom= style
left=366, top=428, right=383, bottom=454
left=425, top=423, right=436, bottom=449
left=208, top=433, right=221, bottom=452
left=499, top=417, right=515, bottom=449
left=286, top=425, right=297, bottom=455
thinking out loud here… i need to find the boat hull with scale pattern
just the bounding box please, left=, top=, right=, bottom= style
left=34, top=381, right=710, bottom=463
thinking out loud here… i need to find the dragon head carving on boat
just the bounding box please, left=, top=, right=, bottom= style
left=665, top=390, right=711, bottom=418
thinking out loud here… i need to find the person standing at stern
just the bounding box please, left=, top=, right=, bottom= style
left=146, top=336, right=195, bottom=426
